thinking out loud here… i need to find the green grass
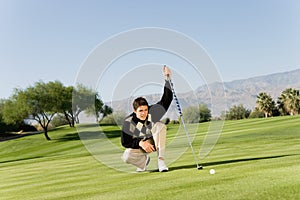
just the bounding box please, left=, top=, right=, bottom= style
left=0, top=116, right=300, bottom=199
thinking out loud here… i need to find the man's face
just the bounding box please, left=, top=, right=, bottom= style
left=134, top=105, right=148, bottom=121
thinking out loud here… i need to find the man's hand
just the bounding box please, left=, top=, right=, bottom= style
left=163, top=65, right=172, bottom=80
left=139, top=140, right=156, bottom=153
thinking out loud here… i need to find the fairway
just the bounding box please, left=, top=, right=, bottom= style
left=0, top=116, right=300, bottom=200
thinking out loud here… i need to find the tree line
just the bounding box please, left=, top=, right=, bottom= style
left=171, top=87, right=299, bottom=122
left=223, top=88, right=300, bottom=120
left=1, top=81, right=298, bottom=139
left=0, top=81, right=112, bottom=140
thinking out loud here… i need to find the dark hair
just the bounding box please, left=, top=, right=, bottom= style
left=133, top=97, right=149, bottom=110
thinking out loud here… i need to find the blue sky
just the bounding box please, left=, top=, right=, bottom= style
left=1, top=0, right=300, bottom=102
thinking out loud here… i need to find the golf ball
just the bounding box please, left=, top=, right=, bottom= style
left=209, top=169, right=215, bottom=174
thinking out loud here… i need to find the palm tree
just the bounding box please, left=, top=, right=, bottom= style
left=256, top=92, right=275, bottom=118
left=277, top=88, right=300, bottom=115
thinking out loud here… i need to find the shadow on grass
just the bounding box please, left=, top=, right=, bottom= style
left=102, top=129, right=121, bottom=138
left=169, top=154, right=298, bottom=171
left=0, top=156, right=45, bottom=164
left=55, top=129, right=121, bottom=142
left=55, top=132, right=81, bottom=141
left=0, top=131, right=41, bottom=142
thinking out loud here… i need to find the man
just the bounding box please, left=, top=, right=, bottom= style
left=121, top=66, right=173, bottom=172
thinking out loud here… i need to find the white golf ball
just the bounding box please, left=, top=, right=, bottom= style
left=209, top=169, right=215, bottom=174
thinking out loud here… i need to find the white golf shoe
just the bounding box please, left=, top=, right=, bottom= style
left=158, top=159, right=168, bottom=172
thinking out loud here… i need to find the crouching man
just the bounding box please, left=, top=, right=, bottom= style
left=121, top=66, right=173, bottom=172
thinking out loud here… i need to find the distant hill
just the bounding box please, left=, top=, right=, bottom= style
left=110, top=69, right=300, bottom=118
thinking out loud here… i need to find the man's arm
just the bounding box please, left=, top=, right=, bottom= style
left=121, top=119, right=155, bottom=152
left=149, top=80, right=173, bottom=122
left=157, top=80, right=173, bottom=111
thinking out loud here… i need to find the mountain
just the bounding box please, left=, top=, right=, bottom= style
left=110, top=69, right=300, bottom=118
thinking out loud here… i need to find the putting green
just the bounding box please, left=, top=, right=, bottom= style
left=0, top=115, right=299, bottom=199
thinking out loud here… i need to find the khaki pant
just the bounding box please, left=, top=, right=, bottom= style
left=122, top=122, right=167, bottom=168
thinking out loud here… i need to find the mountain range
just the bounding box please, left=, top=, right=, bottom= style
left=110, top=69, right=300, bottom=118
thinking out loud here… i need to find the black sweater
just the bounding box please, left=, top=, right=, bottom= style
left=121, top=80, right=173, bottom=149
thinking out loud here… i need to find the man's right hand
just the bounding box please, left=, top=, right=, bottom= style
left=139, top=140, right=156, bottom=153
left=163, top=65, right=172, bottom=80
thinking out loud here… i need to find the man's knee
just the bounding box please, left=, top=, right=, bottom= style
left=121, top=148, right=147, bottom=168
left=153, top=121, right=166, bottom=133
left=122, top=148, right=145, bottom=164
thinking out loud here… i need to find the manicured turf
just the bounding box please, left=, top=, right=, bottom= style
left=0, top=116, right=300, bottom=199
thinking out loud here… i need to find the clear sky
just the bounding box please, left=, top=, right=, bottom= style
left=1, top=0, right=300, bottom=102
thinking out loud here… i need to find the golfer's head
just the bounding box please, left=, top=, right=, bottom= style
left=133, top=97, right=149, bottom=121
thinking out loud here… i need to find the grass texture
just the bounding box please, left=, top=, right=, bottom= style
left=0, top=115, right=299, bottom=200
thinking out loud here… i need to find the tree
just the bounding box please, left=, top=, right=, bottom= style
left=225, top=104, right=251, bottom=120
left=3, top=81, right=64, bottom=140
left=94, top=94, right=113, bottom=122
left=81, top=90, right=113, bottom=123
left=99, top=111, right=126, bottom=125
left=182, top=106, right=199, bottom=123
left=256, top=92, right=275, bottom=118
left=277, top=88, right=300, bottom=116
left=70, top=84, right=94, bottom=125
left=64, top=84, right=104, bottom=126
left=2, top=81, right=112, bottom=138
left=56, top=85, right=102, bottom=127
left=248, top=107, right=265, bottom=118
left=0, top=99, right=14, bottom=133
left=199, top=104, right=212, bottom=122
left=182, top=104, right=211, bottom=123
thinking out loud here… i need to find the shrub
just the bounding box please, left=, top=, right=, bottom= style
left=169, top=120, right=180, bottom=124
left=100, top=111, right=126, bottom=126
left=51, top=114, right=69, bottom=127
left=249, top=109, right=265, bottom=118
left=161, top=118, right=170, bottom=124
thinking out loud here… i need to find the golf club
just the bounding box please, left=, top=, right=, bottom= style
left=164, top=65, right=203, bottom=170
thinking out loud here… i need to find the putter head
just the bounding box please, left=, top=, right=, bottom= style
left=197, top=165, right=203, bottom=170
